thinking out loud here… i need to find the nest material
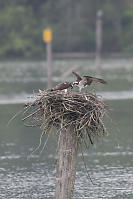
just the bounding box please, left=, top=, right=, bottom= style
left=22, top=91, right=107, bottom=145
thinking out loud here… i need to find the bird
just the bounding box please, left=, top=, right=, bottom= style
left=49, top=82, right=73, bottom=93
left=72, top=71, right=106, bottom=91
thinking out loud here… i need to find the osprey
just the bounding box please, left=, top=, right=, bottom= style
left=72, top=71, right=107, bottom=91
left=50, top=82, right=73, bottom=93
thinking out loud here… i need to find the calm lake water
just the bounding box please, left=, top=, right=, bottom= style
left=0, top=59, right=133, bottom=199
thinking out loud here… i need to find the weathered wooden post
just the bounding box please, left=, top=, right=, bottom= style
left=55, top=126, right=78, bottom=199
left=95, top=10, right=103, bottom=69
left=43, top=28, right=52, bottom=89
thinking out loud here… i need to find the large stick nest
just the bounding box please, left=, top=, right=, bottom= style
left=22, top=91, right=107, bottom=145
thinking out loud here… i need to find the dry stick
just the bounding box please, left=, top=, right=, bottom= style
left=85, top=128, right=94, bottom=145
left=39, top=127, right=53, bottom=155
left=56, top=120, right=76, bottom=135
left=23, top=123, right=41, bottom=127
left=7, top=109, right=23, bottom=126
left=81, top=132, right=90, bottom=150
left=79, top=142, right=95, bottom=185
left=23, top=118, right=43, bottom=127
left=22, top=109, right=40, bottom=121
left=78, top=117, right=91, bottom=131
left=27, top=129, right=47, bottom=159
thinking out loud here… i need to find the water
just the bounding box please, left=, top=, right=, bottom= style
left=0, top=59, right=133, bottom=198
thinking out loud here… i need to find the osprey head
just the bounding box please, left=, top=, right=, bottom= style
left=72, top=81, right=79, bottom=86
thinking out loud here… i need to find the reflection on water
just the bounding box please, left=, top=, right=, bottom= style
left=0, top=60, right=133, bottom=198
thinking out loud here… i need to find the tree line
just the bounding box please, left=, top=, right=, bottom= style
left=0, top=0, right=133, bottom=58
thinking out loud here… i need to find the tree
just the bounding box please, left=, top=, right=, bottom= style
left=0, top=0, right=133, bottom=58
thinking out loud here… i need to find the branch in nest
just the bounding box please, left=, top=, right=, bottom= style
left=22, top=90, right=107, bottom=146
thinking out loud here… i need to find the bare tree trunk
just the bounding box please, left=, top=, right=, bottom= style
left=55, top=126, right=78, bottom=199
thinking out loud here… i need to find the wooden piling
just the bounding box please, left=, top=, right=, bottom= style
left=46, top=41, right=52, bottom=89
left=95, top=10, right=103, bottom=69
left=43, top=28, right=53, bottom=89
left=55, top=126, right=78, bottom=199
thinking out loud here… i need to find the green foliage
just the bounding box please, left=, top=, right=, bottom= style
left=119, top=2, right=133, bottom=53
left=0, top=0, right=133, bottom=58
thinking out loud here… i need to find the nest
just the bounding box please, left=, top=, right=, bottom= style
left=22, top=90, right=107, bottom=146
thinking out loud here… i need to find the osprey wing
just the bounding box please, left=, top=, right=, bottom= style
left=72, top=71, right=82, bottom=82
left=52, top=82, right=72, bottom=91
left=84, top=76, right=107, bottom=84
